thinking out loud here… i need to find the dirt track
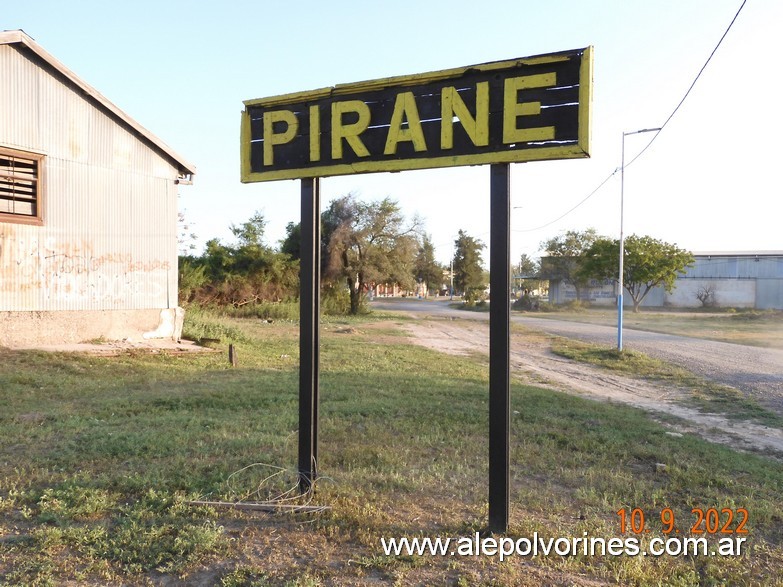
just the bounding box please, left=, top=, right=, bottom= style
left=373, top=299, right=783, bottom=458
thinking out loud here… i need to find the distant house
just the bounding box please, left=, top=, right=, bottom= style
left=545, top=251, right=783, bottom=310
left=1, top=31, right=195, bottom=346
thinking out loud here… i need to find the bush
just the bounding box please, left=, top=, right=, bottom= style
left=512, top=291, right=541, bottom=311
left=322, top=287, right=368, bottom=316
left=178, top=258, right=209, bottom=305
left=462, top=287, right=487, bottom=307
left=696, top=284, right=717, bottom=308
left=181, top=306, right=251, bottom=343
left=518, top=300, right=586, bottom=313
left=226, top=302, right=299, bottom=322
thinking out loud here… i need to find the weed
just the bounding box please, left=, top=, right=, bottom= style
left=37, top=485, right=116, bottom=523
left=220, top=567, right=271, bottom=586
left=551, top=338, right=783, bottom=428
left=181, top=305, right=252, bottom=343
left=530, top=306, right=783, bottom=348
left=1, top=316, right=782, bottom=585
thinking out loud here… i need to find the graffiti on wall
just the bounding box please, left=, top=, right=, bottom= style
left=0, top=227, right=171, bottom=305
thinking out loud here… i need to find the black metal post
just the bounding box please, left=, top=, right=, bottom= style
left=299, top=177, right=321, bottom=493
left=489, top=163, right=511, bottom=533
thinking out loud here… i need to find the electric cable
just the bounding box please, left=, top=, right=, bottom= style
left=512, top=0, right=749, bottom=234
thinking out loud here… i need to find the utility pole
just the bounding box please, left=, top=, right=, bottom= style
left=618, top=127, right=660, bottom=351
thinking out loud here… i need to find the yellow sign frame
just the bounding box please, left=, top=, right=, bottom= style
left=241, top=47, right=592, bottom=182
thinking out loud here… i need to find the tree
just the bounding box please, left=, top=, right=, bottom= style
left=323, top=194, right=420, bottom=315
left=514, top=253, right=541, bottom=293
left=413, top=234, right=443, bottom=296
left=177, top=209, right=198, bottom=256
left=184, top=211, right=299, bottom=306
left=279, top=221, right=302, bottom=260
left=581, top=234, right=694, bottom=312
left=540, top=228, right=600, bottom=302
left=516, top=253, right=538, bottom=277
left=452, top=230, right=486, bottom=304
left=230, top=211, right=267, bottom=247
left=696, top=283, right=717, bottom=308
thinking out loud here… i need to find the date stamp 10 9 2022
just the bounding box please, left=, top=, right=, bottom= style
left=617, top=507, right=749, bottom=536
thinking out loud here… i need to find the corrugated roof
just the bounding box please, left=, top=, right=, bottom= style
left=0, top=30, right=196, bottom=177
left=693, top=251, right=783, bottom=257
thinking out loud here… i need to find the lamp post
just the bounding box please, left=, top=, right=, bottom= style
left=618, top=127, right=660, bottom=351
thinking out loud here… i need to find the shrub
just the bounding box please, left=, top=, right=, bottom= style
left=322, top=287, right=367, bottom=316
left=696, top=284, right=717, bottom=308
left=181, top=306, right=250, bottom=343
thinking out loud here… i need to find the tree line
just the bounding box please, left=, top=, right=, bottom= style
left=179, top=194, right=489, bottom=315
left=540, top=228, right=693, bottom=312
left=179, top=195, right=693, bottom=315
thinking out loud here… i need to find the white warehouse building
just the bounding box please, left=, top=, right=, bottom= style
left=1, top=30, right=195, bottom=346
left=547, top=251, right=783, bottom=310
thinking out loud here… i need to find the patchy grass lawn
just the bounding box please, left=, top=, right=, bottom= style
left=550, top=338, right=783, bottom=429
left=1, top=310, right=783, bottom=586
left=527, top=307, right=783, bottom=349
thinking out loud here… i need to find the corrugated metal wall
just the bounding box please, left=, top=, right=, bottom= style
left=689, top=256, right=783, bottom=280
left=680, top=255, right=783, bottom=309
left=546, top=255, right=783, bottom=309
left=1, top=43, right=179, bottom=312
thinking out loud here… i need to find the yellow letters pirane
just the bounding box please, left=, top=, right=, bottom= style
left=441, top=83, right=489, bottom=149
left=332, top=100, right=371, bottom=159
left=503, top=73, right=556, bottom=144
left=263, top=110, right=298, bottom=166
left=384, top=92, right=427, bottom=155
left=309, top=105, right=320, bottom=162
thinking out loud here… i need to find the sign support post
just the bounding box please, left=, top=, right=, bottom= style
left=298, top=177, right=321, bottom=493
left=489, top=163, right=511, bottom=533
left=242, top=46, right=592, bottom=529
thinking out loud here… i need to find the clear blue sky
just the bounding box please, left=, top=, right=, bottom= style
left=5, top=0, right=781, bottom=264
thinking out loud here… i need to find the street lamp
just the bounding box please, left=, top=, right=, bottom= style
left=618, top=127, right=661, bottom=351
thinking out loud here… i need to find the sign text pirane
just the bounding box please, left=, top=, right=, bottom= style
left=241, top=47, right=591, bottom=182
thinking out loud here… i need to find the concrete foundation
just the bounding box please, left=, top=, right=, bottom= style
left=0, top=308, right=185, bottom=347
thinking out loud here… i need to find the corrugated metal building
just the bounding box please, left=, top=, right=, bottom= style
left=546, top=251, right=783, bottom=310
left=1, top=30, right=195, bottom=346
left=654, top=251, right=783, bottom=310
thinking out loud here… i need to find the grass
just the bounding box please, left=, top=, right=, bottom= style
left=2, top=309, right=783, bottom=585
left=550, top=338, right=783, bottom=429
left=524, top=306, right=783, bottom=349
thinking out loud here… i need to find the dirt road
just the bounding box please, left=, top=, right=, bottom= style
left=372, top=298, right=783, bottom=456
left=373, top=298, right=783, bottom=408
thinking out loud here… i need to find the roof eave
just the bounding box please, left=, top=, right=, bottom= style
left=0, top=30, right=196, bottom=177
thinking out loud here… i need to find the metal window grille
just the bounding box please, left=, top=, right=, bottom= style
left=0, top=148, right=41, bottom=217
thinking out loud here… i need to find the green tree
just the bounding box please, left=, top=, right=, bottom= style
left=279, top=221, right=301, bottom=260
left=183, top=211, right=298, bottom=306
left=452, top=230, right=486, bottom=304
left=514, top=253, right=542, bottom=293
left=581, top=234, right=694, bottom=312
left=540, top=228, right=600, bottom=302
left=323, top=194, right=419, bottom=315
left=413, top=234, right=443, bottom=296
left=230, top=211, right=267, bottom=247
left=515, top=253, right=538, bottom=277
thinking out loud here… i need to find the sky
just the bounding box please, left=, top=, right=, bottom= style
left=4, top=0, right=781, bottom=265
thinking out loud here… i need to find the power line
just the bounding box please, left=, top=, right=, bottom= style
left=512, top=169, right=618, bottom=233
left=624, top=0, right=748, bottom=169
left=512, top=0, right=749, bottom=234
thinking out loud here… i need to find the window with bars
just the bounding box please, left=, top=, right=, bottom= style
left=0, top=147, right=44, bottom=223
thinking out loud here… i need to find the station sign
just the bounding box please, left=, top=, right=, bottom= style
left=241, top=47, right=592, bottom=182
